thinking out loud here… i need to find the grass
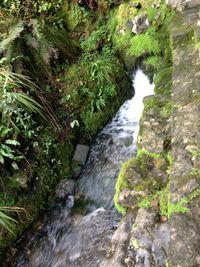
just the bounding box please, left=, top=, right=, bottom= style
left=128, top=30, right=161, bottom=57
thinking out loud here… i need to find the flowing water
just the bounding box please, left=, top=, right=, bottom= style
left=13, top=69, right=154, bottom=267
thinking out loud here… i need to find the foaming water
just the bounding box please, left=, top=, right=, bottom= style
left=13, top=68, right=154, bottom=267
left=78, top=68, right=154, bottom=208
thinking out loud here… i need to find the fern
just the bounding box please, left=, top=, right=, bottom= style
left=0, top=20, right=24, bottom=53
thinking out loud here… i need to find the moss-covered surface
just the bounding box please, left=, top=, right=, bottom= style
left=113, top=1, right=175, bottom=215
left=114, top=149, right=169, bottom=214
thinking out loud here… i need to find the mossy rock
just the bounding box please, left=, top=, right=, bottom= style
left=114, top=149, right=169, bottom=213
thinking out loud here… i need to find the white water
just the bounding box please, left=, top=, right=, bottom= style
left=14, top=68, right=154, bottom=267
left=78, top=68, right=154, bottom=208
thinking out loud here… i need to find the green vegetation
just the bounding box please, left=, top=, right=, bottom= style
left=139, top=185, right=200, bottom=219
left=114, top=158, right=130, bottom=215
left=62, top=52, right=129, bottom=136
left=0, top=0, right=132, bottom=248
left=0, top=0, right=177, bottom=258
left=114, top=149, right=168, bottom=214
left=128, top=28, right=161, bottom=57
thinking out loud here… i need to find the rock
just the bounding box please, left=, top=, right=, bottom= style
left=171, top=179, right=199, bottom=202
left=168, top=5, right=200, bottom=266
left=126, top=208, right=170, bottom=267
left=118, top=189, right=147, bottom=208
left=55, top=179, right=75, bottom=198
left=112, top=0, right=123, bottom=5
left=131, top=13, right=149, bottom=34
left=72, top=144, right=89, bottom=177
left=100, top=215, right=133, bottom=267
left=73, top=144, right=89, bottom=164
left=166, top=0, right=200, bottom=11
left=169, top=213, right=200, bottom=267
left=138, top=95, right=171, bottom=154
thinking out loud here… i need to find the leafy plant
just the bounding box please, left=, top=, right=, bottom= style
left=0, top=205, right=26, bottom=233
left=0, top=8, right=79, bottom=85
left=62, top=52, right=125, bottom=136
left=0, top=68, right=47, bottom=167
left=80, top=25, right=108, bottom=51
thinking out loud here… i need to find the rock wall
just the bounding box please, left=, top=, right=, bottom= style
left=169, top=4, right=200, bottom=266
left=103, top=2, right=200, bottom=267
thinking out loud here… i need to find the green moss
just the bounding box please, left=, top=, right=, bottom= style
left=62, top=2, right=91, bottom=31
left=154, top=67, right=172, bottom=96
left=131, top=238, right=140, bottom=249
left=114, top=149, right=166, bottom=214
left=114, top=158, right=134, bottom=214
left=139, top=184, right=200, bottom=219
left=128, top=29, right=161, bottom=57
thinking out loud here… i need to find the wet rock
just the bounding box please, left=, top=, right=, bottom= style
left=126, top=208, right=170, bottom=267
left=131, top=13, right=149, bottom=34
left=100, top=215, right=133, bottom=267
left=72, top=144, right=89, bottom=177
left=55, top=179, right=75, bottom=198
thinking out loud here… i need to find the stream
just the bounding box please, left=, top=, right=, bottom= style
left=13, top=68, right=154, bottom=267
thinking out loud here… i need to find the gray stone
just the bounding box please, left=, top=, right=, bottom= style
left=169, top=213, right=200, bottom=267
left=131, top=13, right=149, bottom=34
left=138, top=95, right=170, bottom=154
left=72, top=144, right=89, bottom=177
left=100, top=215, right=133, bottom=267
left=72, top=144, right=89, bottom=165
left=166, top=0, right=200, bottom=11
left=171, top=179, right=199, bottom=202
left=127, top=208, right=170, bottom=267
left=55, top=179, right=75, bottom=198
left=118, top=189, right=147, bottom=208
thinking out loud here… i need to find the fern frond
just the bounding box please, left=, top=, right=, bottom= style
left=24, top=33, right=39, bottom=50
left=26, top=46, right=53, bottom=83
left=44, top=27, right=81, bottom=61
left=0, top=20, right=24, bottom=53
left=11, top=38, right=26, bottom=74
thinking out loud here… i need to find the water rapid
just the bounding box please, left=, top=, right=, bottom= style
left=13, top=68, right=154, bottom=267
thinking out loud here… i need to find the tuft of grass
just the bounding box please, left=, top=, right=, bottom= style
left=0, top=206, right=26, bottom=234
left=128, top=30, right=161, bottom=57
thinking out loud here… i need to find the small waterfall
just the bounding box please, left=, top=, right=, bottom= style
left=14, top=68, right=154, bottom=267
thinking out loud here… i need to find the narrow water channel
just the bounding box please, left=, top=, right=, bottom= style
left=13, top=68, right=154, bottom=267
